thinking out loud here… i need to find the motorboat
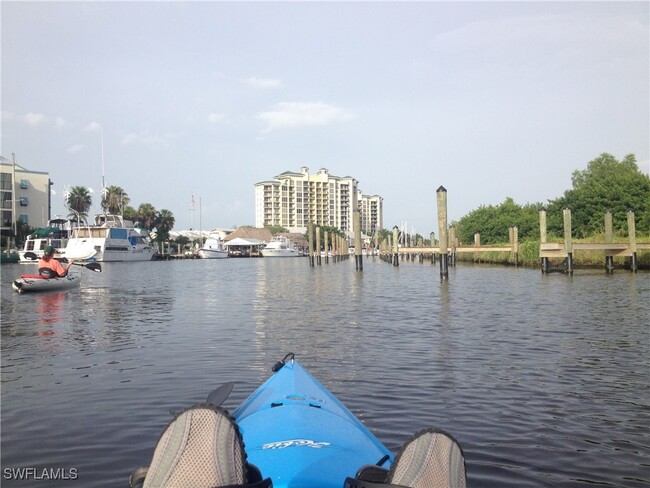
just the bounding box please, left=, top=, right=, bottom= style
left=261, top=235, right=302, bottom=257
left=62, top=214, right=157, bottom=262
left=198, top=234, right=228, bottom=259
left=18, top=217, right=74, bottom=263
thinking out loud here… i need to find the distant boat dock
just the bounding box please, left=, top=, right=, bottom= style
left=306, top=187, right=648, bottom=278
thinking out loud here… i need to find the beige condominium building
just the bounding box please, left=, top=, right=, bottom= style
left=254, top=166, right=383, bottom=236
left=1, top=157, right=53, bottom=236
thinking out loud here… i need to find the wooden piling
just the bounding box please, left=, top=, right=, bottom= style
left=430, top=232, right=436, bottom=265
left=392, top=226, right=399, bottom=266
left=308, top=222, right=314, bottom=266
left=605, top=211, right=614, bottom=273
left=437, top=186, right=449, bottom=280
left=354, top=209, right=363, bottom=271
left=540, top=207, right=549, bottom=273
left=628, top=209, right=637, bottom=272
left=316, top=226, right=321, bottom=265
left=563, top=207, right=573, bottom=275
left=450, top=226, right=457, bottom=267
left=324, top=230, right=329, bottom=264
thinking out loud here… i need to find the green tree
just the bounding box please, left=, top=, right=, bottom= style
left=154, top=209, right=175, bottom=244
left=137, top=203, right=158, bottom=231
left=306, top=225, right=345, bottom=250
left=264, top=224, right=289, bottom=235
left=123, top=206, right=138, bottom=222
left=66, top=186, right=93, bottom=223
left=174, top=235, right=190, bottom=254
left=376, top=228, right=391, bottom=246
left=547, top=153, right=650, bottom=237
left=102, top=185, right=130, bottom=215
left=456, top=198, right=541, bottom=245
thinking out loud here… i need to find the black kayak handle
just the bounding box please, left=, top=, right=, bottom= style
left=272, top=352, right=295, bottom=372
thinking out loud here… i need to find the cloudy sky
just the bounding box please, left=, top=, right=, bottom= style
left=2, top=1, right=648, bottom=235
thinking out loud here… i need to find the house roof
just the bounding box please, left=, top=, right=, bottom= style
left=224, top=227, right=273, bottom=243
left=276, top=232, right=308, bottom=248
left=226, top=237, right=265, bottom=247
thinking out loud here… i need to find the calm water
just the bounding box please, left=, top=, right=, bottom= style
left=1, top=258, right=648, bottom=487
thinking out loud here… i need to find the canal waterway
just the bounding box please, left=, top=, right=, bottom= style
left=1, top=258, right=648, bottom=487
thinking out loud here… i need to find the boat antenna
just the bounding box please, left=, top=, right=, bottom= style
left=99, top=126, right=108, bottom=215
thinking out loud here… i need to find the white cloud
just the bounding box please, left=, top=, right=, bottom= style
left=84, top=121, right=102, bottom=132
left=121, top=131, right=174, bottom=150
left=4, top=111, right=68, bottom=129
left=257, top=102, right=354, bottom=132
left=25, top=112, right=46, bottom=127
left=67, top=144, right=84, bottom=153
left=208, top=112, right=226, bottom=124
left=243, top=77, right=282, bottom=89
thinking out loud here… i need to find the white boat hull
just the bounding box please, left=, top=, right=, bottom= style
left=18, top=239, right=69, bottom=263
left=12, top=272, right=81, bottom=294
left=261, top=235, right=303, bottom=257
left=198, top=236, right=229, bottom=259
left=261, top=249, right=303, bottom=257
left=64, top=238, right=156, bottom=262
left=198, top=248, right=229, bottom=259
left=63, top=214, right=157, bottom=262
left=97, top=248, right=156, bottom=262
left=18, top=218, right=73, bottom=263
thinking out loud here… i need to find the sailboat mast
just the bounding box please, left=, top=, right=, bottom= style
left=101, top=129, right=105, bottom=190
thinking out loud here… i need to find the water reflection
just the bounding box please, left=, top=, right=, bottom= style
left=37, top=292, right=65, bottom=328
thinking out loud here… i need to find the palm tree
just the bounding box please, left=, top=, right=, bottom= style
left=154, top=209, right=175, bottom=244
left=155, top=209, right=175, bottom=232
left=123, top=206, right=138, bottom=222
left=102, top=185, right=130, bottom=215
left=137, top=203, right=158, bottom=230
left=66, top=186, right=93, bottom=223
left=376, top=228, right=391, bottom=248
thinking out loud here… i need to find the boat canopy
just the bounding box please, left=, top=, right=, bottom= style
left=30, top=227, right=61, bottom=238
left=95, top=214, right=135, bottom=228
left=226, top=237, right=265, bottom=247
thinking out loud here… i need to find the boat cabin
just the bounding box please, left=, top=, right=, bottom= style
left=95, top=214, right=136, bottom=228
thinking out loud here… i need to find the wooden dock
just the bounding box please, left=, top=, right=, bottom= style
left=304, top=187, right=648, bottom=278
left=539, top=207, right=647, bottom=273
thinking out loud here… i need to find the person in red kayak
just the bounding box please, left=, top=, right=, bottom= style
left=38, top=245, right=74, bottom=278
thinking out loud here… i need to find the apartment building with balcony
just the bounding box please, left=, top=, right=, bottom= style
left=254, top=166, right=383, bottom=236
left=1, top=157, right=52, bottom=237
left=359, top=192, right=383, bottom=236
